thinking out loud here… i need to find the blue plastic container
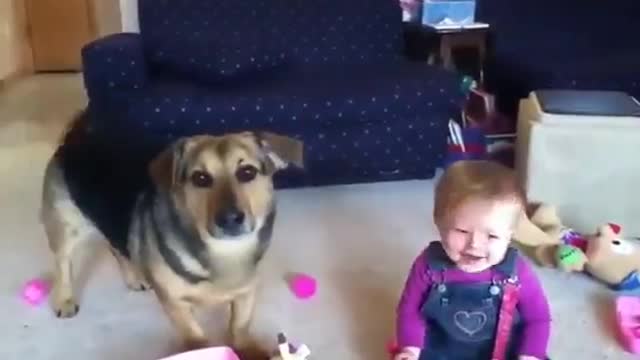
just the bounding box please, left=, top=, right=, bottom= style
left=422, top=0, right=476, bottom=27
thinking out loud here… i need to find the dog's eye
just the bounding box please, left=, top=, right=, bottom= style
left=191, top=171, right=213, bottom=188
left=236, top=165, right=258, bottom=183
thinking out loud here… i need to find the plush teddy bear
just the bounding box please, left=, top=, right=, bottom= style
left=514, top=205, right=640, bottom=290
left=585, top=224, right=640, bottom=291
left=512, top=204, right=589, bottom=271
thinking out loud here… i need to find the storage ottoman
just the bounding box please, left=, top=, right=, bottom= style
left=516, top=90, right=640, bottom=237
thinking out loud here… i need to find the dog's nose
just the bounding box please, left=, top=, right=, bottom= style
left=214, top=208, right=245, bottom=232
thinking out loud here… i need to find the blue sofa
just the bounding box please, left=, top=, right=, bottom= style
left=477, top=0, right=640, bottom=115
left=81, top=0, right=463, bottom=187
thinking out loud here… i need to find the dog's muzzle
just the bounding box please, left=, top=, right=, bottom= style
left=209, top=207, right=249, bottom=237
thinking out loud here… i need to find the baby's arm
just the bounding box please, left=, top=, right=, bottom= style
left=396, top=249, right=432, bottom=357
left=515, top=256, right=552, bottom=360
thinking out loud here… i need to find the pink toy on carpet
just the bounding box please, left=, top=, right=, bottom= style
left=288, top=273, right=317, bottom=300
left=21, top=278, right=51, bottom=306
left=616, top=295, right=640, bottom=354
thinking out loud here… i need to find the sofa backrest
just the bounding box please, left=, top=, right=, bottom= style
left=281, top=0, right=404, bottom=65
left=138, top=0, right=403, bottom=82
left=476, top=0, right=640, bottom=62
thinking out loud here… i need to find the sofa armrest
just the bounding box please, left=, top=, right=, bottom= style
left=82, top=33, right=148, bottom=99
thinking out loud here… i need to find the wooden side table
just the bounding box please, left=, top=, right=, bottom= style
left=419, top=26, right=491, bottom=84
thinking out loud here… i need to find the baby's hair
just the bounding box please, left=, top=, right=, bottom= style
left=434, top=160, right=526, bottom=227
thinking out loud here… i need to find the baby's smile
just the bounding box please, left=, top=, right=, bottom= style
left=457, top=252, right=489, bottom=268
left=461, top=253, right=487, bottom=261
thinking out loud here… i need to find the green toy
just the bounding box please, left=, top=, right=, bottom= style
left=555, top=244, right=588, bottom=271
left=460, top=75, right=477, bottom=95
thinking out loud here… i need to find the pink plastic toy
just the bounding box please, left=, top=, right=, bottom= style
left=615, top=295, right=640, bottom=354
left=288, top=273, right=317, bottom=299
left=157, top=347, right=239, bottom=360
left=21, top=278, right=51, bottom=306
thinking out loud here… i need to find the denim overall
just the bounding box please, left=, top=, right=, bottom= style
left=418, top=242, right=522, bottom=360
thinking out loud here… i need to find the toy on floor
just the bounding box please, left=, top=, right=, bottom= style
left=512, top=206, right=559, bottom=249
left=555, top=244, right=588, bottom=272
left=270, top=333, right=311, bottom=360
left=615, top=296, right=640, bottom=354
left=513, top=204, right=596, bottom=270
left=513, top=204, right=640, bottom=290
left=21, top=278, right=50, bottom=306
left=585, top=224, right=640, bottom=291
left=157, top=347, right=239, bottom=360
left=288, top=273, right=317, bottom=300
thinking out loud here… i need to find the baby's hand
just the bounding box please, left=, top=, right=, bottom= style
left=393, top=347, right=420, bottom=360
left=394, top=353, right=417, bottom=360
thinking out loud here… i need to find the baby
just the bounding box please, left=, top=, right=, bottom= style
left=395, top=160, right=551, bottom=360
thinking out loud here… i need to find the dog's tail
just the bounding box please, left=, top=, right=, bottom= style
left=56, top=109, right=89, bottom=148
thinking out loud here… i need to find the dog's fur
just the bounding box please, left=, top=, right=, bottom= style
left=41, top=113, right=303, bottom=356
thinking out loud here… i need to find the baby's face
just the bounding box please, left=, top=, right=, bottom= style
left=439, top=198, right=519, bottom=273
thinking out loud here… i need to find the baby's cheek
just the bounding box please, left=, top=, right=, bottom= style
left=488, top=238, right=510, bottom=262
left=442, top=234, right=465, bottom=257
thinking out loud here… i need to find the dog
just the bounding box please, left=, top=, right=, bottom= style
left=41, top=112, right=303, bottom=357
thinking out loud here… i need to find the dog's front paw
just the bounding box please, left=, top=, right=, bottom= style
left=125, top=278, right=152, bottom=292
left=52, top=297, right=79, bottom=318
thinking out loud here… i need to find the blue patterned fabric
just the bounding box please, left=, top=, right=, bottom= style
left=477, top=0, right=640, bottom=115
left=82, top=33, right=148, bottom=100
left=82, top=0, right=463, bottom=187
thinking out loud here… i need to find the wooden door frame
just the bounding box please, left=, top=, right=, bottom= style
left=25, top=0, right=101, bottom=72
left=0, top=0, right=34, bottom=89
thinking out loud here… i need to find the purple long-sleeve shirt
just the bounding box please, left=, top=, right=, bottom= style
left=396, top=246, right=551, bottom=358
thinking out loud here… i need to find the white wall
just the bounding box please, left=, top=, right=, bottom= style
left=119, top=0, right=139, bottom=32
left=93, top=0, right=123, bottom=36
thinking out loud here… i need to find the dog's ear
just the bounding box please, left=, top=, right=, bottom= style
left=255, top=132, right=304, bottom=173
left=149, top=138, right=190, bottom=190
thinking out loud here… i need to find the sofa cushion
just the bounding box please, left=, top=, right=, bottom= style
left=138, top=0, right=404, bottom=79
left=107, top=63, right=461, bottom=136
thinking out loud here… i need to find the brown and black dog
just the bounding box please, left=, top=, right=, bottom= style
left=40, top=113, right=303, bottom=357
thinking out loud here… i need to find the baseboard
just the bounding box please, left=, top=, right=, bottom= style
left=0, top=70, right=27, bottom=91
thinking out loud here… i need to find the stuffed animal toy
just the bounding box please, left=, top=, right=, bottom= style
left=513, top=203, right=606, bottom=272
left=554, top=244, right=589, bottom=272
left=512, top=204, right=586, bottom=269
left=585, top=224, right=640, bottom=291
left=530, top=204, right=594, bottom=271
left=512, top=207, right=559, bottom=248
left=514, top=204, right=640, bottom=291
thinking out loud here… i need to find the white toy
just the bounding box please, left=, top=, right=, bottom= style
left=270, top=333, right=311, bottom=360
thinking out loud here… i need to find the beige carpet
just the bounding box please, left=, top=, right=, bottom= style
left=0, top=75, right=633, bottom=359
